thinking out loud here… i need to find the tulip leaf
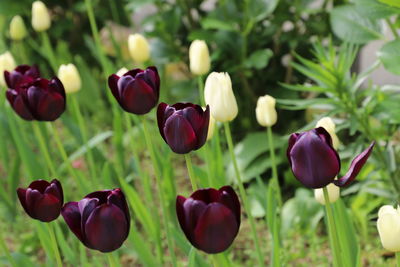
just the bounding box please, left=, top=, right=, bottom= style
left=379, top=0, right=400, bottom=8
left=377, top=39, right=400, bottom=75
left=330, top=5, right=383, bottom=44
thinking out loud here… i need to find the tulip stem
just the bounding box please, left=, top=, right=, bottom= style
left=47, top=222, right=63, bottom=267
left=0, top=230, right=17, bottom=267
left=141, top=116, right=177, bottom=267
left=107, top=252, right=120, bottom=267
left=40, top=31, right=58, bottom=72
left=197, top=75, right=205, bottom=106
left=184, top=154, right=198, bottom=191
left=223, top=122, right=264, bottom=266
left=323, top=187, right=343, bottom=267
left=267, top=127, right=282, bottom=206
left=32, top=121, right=57, bottom=176
left=396, top=252, right=400, bottom=267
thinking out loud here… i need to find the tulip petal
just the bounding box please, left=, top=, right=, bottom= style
left=287, top=133, right=300, bottom=167
left=108, top=74, right=122, bottom=104
left=84, top=204, right=129, bottom=252
left=190, top=188, right=220, bottom=203
left=334, top=141, right=375, bottom=187
left=85, top=190, right=110, bottom=205
left=108, top=189, right=130, bottom=227
left=193, top=203, right=239, bottom=254
left=176, top=196, right=188, bottom=235
left=17, top=188, right=29, bottom=215
left=44, top=182, right=62, bottom=201
left=25, top=188, right=42, bottom=218
left=28, top=179, right=50, bottom=193
left=182, top=105, right=209, bottom=150
left=35, top=92, right=65, bottom=121
left=34, top=193, right=62, bottom=222
left=78, top=198, right=99, bottom=230
left=145, top=67, right=160, bottom=94
left=218, top=186, right=241, bottom=225
left=50, top=179, right=63, bottom=204
left=157, top=102, right=168, bottom=141
left=164, top=114, right=197, bottom=154
left=121, top=76, right=157, bottom=114
left=289, top=129, right=340, bottom=188
left=61, top=202, right=85, bottom=242
left=49, top=77, right=66, bottom=99
left=10, top=94, right=34, bottom=120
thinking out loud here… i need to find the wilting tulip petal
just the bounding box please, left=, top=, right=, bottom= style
left=334, top=141, right=375, bottom=187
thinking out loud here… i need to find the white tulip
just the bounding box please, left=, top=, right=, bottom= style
left=189, top=40, right=210, bottom=75
left=377, top=205, right=400, bottom=252
left=314, top=183, right=340, bottom=205
left=316, top=117, right=340, bottom=149
left=0, top=52, right=16, bottom=87
left=32, top=1, right=51, bottom=32
left=116, top=67, right=129, bottom=77
left=256, top=95, right=277, bottom=127
left=128, top=34, right=150, bottom=63
left=9, top=15, right=27, bottom=41
left=58, top=64, right=81, bottom=94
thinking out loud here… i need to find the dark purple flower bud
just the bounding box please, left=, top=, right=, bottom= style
left=157, top=102, right=210, bottom=154
left=176, top=186, right=240, bottom=254
left=108, top=66, right=160, bottom=115
left=287, top=127, right=375, bottom=188
left=17, top=179, right=63, bottom=222
left=61, top=189, right=130, bottom=253
left=4, top=64, right=40, bottom=89
left=6, top=77, right=66, bottom=121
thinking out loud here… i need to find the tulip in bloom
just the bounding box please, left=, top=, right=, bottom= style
left=287, top=127, right=374, bottom=188
left=108, top=66, right=160, bottom=115
left=6, top=66, right=66, bottom=121
left=255, top=94, right=277, bottom=127
left=0, top=51, right=16, bottom=86
left=9, top=15, right=27, bottom=41
left=189, top=40, right=211, bottom=76
left=62, top=189, right=130, bottom=253
left=377, top=205, right=400, bottom=252
left=316, top=117, right=339, bottom=149
left=204, top=72, right=238, bottom=122
left=128, top=34, right=150, bottom=63
left=176, top=186, right=241, bottom=254
left=17, top=179, right=63, bottom=222
left=31, top=1, right=51, bottom=32
left=314, top=183, right=340, bottom=205
left=157, top=102, right=210, bottom=154
left=58, top=64, right=81, bottom=94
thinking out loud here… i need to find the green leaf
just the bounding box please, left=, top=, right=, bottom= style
left=330, top=5, right=383, bottom=44
left=248, top=0, right=280, bottom=22
left=244, top=49, right=273, bottom=69
left=379, top=0, right=400, bottom=8
left=354, top=0, right=399, bottom=18
left=377, top=39, right=400, bottom=75
left=201, top=18, right=238, bottom=32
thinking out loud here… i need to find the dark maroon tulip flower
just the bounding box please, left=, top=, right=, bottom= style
left=157, top=102, right=210, bottom=154
left=108, top=66, right=160, bottom=115
left=176, top=186, right=240, bottom=254
left=4, top=64, right=40, bottom=89
left=61, top=189, right=130, bottom=253
left=6, top=76, right=66, bottom=121
left=17, top=179, right=63, bottom=222
left=287, top=127, right=375, bottom=189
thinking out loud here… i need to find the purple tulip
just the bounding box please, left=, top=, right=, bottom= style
left=287, top=127, right=375, bottom=188
left=4, top=64, right=40, bottom=89
left=176, top=186, right=241, bottom=254
left=108, top=66, right=160, bottom=115
left=157, top=102, right=210, bottom=154
left=17, top=179, right=63, bottom=222
left=61, top=189, right=130, bottom=253
left=6, top=76, right=66, bottom=121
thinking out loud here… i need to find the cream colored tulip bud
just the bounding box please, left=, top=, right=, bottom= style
left=314, top=183, right=340, bottom=205
left=9, top=16, right=27, bottom=41
left=316, top=117, right=340, bottom=149
left=128, top=34, right=150, bottom=63
left=32, top=1, right=51, bottom=32
left=377, top=205, right=400, bottom=252
left=204, top=72, right=238, bottom=122
left=58, top=64, right=81, bottom=94
left=256, top=95, right=277, bottom=127
left=0, top=52, right=16, bottom=87
left=189, top=40, right=210, bottom=76
left=116, top=67, right=129, bottom=77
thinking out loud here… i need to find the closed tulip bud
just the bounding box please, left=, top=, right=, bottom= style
left=256, top=95, right=277, bottom=127
left=176, top=186, right=241, bottom=254
left=0, top=52, right=16, bottom=86
left=204, top=72, right=238, bottom=122
left=314, top=183, right=340, bottom=205
left=62, top=189, right=130, bottom=253
left=158, top=103, right=210, bottom=154
left=189, top=40, right=211, bottom=76
left=316, top=117, right=339, bottom=149
left=287, top=127, right=374, bottom=188
left=58, top=64, right=81, bottom=94
left=377, top=205, right=400, bottom=252
left=128, top=34, right=150, bottom=63
left=9, top=16, right=27, bottom=41
left=108, top=66, right=160, bottom=115
left=17, top=179, right=63, bottom=222
left=31, top=1, right=51, bottom=32
left=116, top=67, right=129, bottom=77
left=6, top=65, right=66, bottom=121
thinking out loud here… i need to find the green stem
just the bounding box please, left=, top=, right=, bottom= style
left=184, top=154, right=198, bottom=191
left=386, top=18, right=399, bottom=39
left=47, top=222, right=62, bottom=267
left=107, top=252, right=120, bottom=267
left=323, top=187, right=343, bottom=267
left=32, top=121, right=57, bottom=176
left=223, top=122, right=264, bottom=266
left=214, top=124, right=225, bottom=184
left=141, top=116, right=177, bottom=267
left=197, top=75, right=205, bottom=106
left=267, top=127, right=281, bottom=206
left=0, top=230, right=17, bottom=267
left=41, top=31, right=58, bottom=72
left=396, top=252, right=400, bottom=267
